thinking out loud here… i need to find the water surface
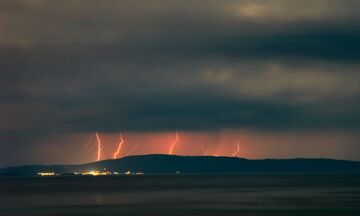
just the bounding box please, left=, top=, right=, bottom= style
left=1, top=174, right=360, bottom=216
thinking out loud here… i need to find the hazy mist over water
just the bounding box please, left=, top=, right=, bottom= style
left=1, top=174, right=360, bottom=216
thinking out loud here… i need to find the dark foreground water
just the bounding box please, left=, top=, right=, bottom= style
left=1, top=174, right=360, bottom=216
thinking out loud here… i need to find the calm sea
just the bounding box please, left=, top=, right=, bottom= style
left=1, top=174, right=360, bottom=216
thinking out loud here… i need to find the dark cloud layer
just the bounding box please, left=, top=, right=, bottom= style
left=1, top=0, right=360, bottom=134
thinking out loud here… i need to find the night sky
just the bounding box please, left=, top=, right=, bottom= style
left=1, top=0, right=360, bottom=167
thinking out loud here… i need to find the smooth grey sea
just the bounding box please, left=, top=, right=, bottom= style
left=1, top=174, right=360, bottom=216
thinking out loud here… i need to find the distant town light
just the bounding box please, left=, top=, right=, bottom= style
left=37, top=170, right=144, bottom=176
left=37, top=172, right=58, bottom=176
left=81, top=170, right=111, bottom=176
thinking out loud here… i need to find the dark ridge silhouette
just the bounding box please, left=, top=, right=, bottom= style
left=1, top=154, right=360, bottom=176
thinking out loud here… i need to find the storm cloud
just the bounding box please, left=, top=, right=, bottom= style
left=1, top=0, right=359, bottom=134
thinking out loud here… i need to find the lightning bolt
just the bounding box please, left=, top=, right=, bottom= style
left=95, top=132, right=102, bottom=161
left=113, top=133, right=124, bottom=159
left=169, top=132, right=180, bottom=155
left=232, top=140, right=240, bottom=157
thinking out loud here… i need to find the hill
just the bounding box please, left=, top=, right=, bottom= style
left=1, top=154, right=360, bottom=176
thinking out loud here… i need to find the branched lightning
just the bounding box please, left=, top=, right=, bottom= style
left=90, top=132, right=242, bottom=161
left=169, top=132, right=180, bottom=155
left=113, top=133, right=124, bottom=159
left=95, top=132, right=102, bottom=161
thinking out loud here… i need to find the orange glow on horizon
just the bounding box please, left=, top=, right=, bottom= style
left=126, top=144, right=137, bottom=155
left=83, top=131, right=250, bottom=161
left=169, top=132, right=180, bottom=155
left=20, top=130, right=358, bottom=165
left=95, top=132, right=102, bottom=161
left=113, top=133, right=124, bottom=159
left=232, top=141, right=240, bottom=157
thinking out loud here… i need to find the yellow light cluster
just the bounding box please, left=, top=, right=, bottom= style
left=125, top=171, right=144, bottom=175
left=81, top=170, right=112, bottom=176
left=37, top=172, right=58, bottom=176
left=37, top=170, right=145, bottom=176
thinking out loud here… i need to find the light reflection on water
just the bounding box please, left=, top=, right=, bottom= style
left=1, top=174, right=360, bottom=216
